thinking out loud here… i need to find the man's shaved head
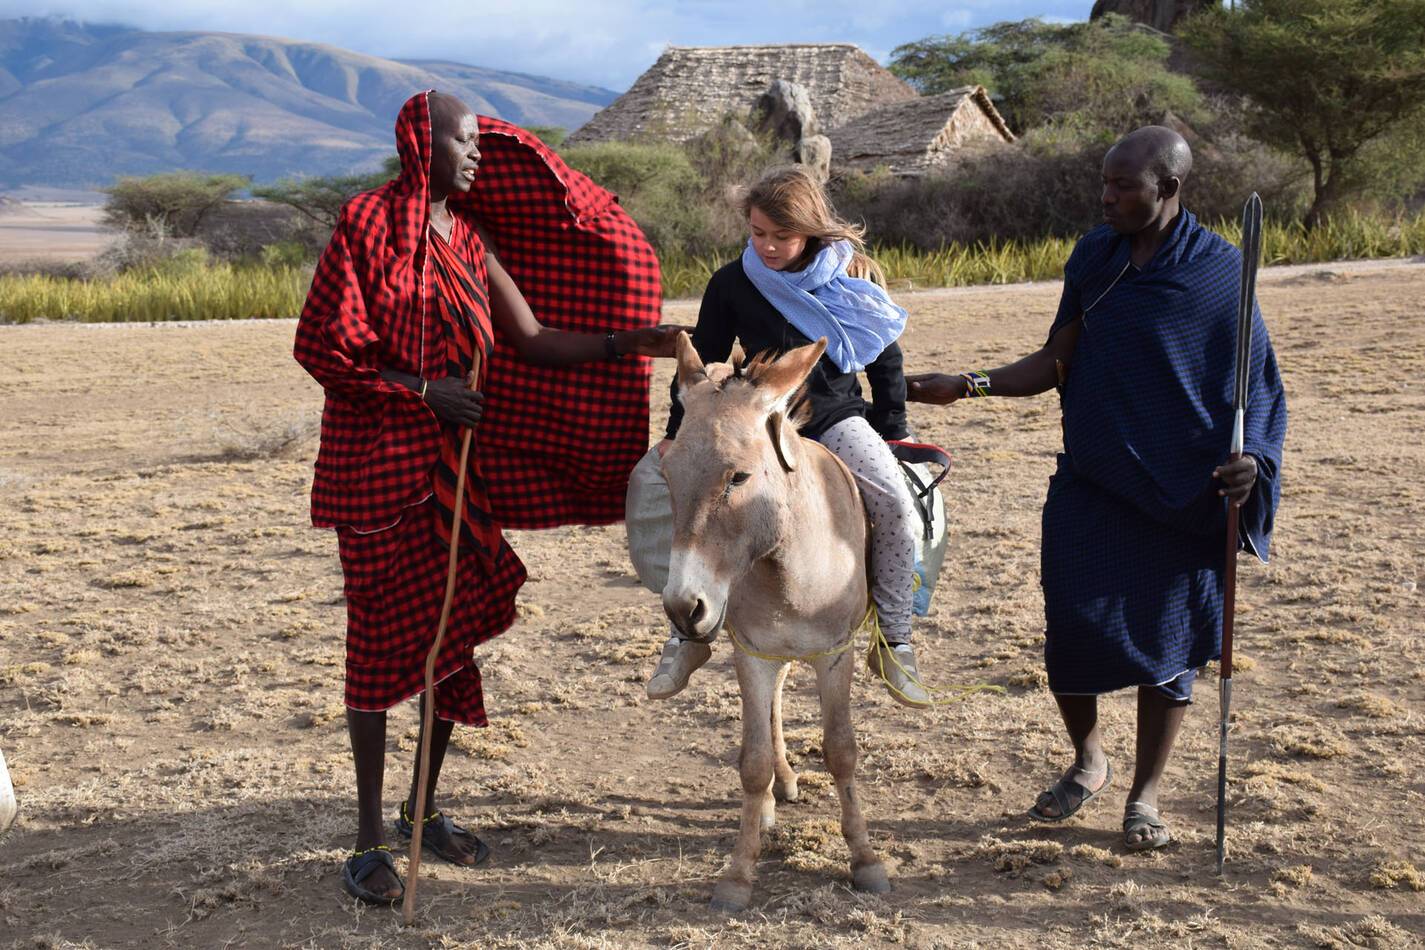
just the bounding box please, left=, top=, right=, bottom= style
left=1100, top=125, right=1193, bottom=237
left=1107, top=126, right=1193, bottom=185
left=428, top=91, right=475, bottom=138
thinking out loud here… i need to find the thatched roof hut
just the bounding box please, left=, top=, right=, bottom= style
left=566, top=44, right=915, bottom=145
left=825, top=86, right=1015, bottom=176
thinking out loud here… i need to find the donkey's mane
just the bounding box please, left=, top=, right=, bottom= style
left=717, top=348, right=813, bottom=428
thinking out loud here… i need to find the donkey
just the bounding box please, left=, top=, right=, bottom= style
left=660, top=332, right=889, bottom=913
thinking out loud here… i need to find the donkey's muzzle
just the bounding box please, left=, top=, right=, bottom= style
left=663, top=591, right=724, bottom=644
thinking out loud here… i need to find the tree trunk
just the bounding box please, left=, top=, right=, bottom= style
left=1304, top=149, right=1330, bottom=230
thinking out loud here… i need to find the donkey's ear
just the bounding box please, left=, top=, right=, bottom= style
left=768, top=411, right=799, bottom=472
left=675, top=331, right=707, bottom=389
left=753, top=337, right=827, bottom=411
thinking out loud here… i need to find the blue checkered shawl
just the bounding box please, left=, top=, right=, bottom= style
left=1041, top=210, right=1287, bottom=696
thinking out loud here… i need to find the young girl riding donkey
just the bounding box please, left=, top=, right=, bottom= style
left=648, top=165, right=931, bottom=708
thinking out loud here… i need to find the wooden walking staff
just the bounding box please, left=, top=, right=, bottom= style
left=1216, top=192, right=1262, bottom=876
left=404, top=350, right=482, bottom=925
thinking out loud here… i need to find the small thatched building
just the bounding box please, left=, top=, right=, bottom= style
left=566, top=44, right=915, bottom=145
left=825, top=86, right=1015, bottom=176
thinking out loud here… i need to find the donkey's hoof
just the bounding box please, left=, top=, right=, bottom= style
left=774, top=777, right=799, bottom=803
left=709, top=881, right=751, bottom=914
left=852, top=862, right=891, bottom=894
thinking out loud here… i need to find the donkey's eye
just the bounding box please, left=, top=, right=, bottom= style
left=730, top=471, right=751, bottom=487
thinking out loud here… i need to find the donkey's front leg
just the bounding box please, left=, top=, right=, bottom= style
left=813, top=650, right=889, bottom=894
left=711, top=651, right=783, bottom=914
left=770, top=663, right=799, bottom=804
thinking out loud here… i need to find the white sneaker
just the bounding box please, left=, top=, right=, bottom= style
left=646, top=637, right=713, bottom=700
left=866, top=641, right=931, bottom=708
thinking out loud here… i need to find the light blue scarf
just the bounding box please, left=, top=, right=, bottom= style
left=741, top=239, right=907, bottom=373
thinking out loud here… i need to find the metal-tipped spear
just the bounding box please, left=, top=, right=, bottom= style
left=1217, top=192, right=1262, bottom=876
left=405, top=350, right=482, bottom=925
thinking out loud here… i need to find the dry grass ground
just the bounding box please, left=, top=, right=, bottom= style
left=1, top=263, right=1422, bottom=948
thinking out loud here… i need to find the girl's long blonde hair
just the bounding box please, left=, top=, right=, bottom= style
left=740, top=165, right=888, bottom=287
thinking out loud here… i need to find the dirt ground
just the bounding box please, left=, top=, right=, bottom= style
left=0, top=202, right=113, bottom=264
left=1, top=262, right=1422, bottom=949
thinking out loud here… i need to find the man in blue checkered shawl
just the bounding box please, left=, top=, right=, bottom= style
left=907, top=126, right=1287, bottom=852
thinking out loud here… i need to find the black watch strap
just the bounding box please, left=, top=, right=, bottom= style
left=604, top=332, right=622, bottom=361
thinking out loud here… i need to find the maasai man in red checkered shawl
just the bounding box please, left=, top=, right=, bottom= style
left=295, top=90, right=678, bottom=904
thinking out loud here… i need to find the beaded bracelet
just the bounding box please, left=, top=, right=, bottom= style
left=960, top=371, right=991, bottom=398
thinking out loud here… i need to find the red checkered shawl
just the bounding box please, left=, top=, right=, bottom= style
left=295, top=92, right=661, bottom=534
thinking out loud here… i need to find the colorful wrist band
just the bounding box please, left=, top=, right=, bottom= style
left=960, top=371, right=991, bottom=398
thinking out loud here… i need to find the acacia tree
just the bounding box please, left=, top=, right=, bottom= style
left=102, top=172, right=250, bottom=238
left=1181, top=0, right=1425, bottom=226
left=252, top=155, right=401, bottom=233
left=890, top=15, right=1201, bottom=136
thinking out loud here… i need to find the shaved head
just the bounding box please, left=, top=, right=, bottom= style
left=1107, top=126, right=1193, bottom=185
left=1100, top=125, right=1193, bottom=237
left=428, top=91, right=474, bottom=139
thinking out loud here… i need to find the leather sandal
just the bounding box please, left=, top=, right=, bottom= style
left=342, top=846, right=404, bottom=905
left=1027, top=762, right=1113, bottom=823
left=1123, top=800, right=1172, bottom=851
left=396, top=800, right=491, bottom=867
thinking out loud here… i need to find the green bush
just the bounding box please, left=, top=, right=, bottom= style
left=526, top=126, right=568, bottom=148
left=832, top=124, right=1309, bottom=249
left=560, top=140, right=715, bottom=256
left=260, top=241, right=314, bottom=269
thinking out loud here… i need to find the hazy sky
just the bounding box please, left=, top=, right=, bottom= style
left=2, top=1, right=1087, bottom=90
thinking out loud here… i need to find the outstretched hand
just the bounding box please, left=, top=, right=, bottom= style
left=618, top=325, right=693, bottom=358
left=1214, top=455, right=1258, bottom=507
left=424, top=375, right=485, bottom=429
left=905, top=373, right=967, bottom=405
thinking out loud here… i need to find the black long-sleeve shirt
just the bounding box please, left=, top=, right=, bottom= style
left=665, top=259, right=908, bottom=442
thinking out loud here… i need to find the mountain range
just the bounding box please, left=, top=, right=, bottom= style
left=0, top=17, right=619, bottom=189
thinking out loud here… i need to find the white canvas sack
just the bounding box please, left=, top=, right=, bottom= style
left=0, top=748, right=17, bottom=834
left=625, top=446, right=674, bottom=594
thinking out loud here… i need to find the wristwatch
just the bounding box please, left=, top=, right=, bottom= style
left=604, top=332, right=622, bottom=361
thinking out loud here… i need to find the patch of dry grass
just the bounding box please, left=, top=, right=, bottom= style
left=1369, top=860, right=1425, bottom=892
